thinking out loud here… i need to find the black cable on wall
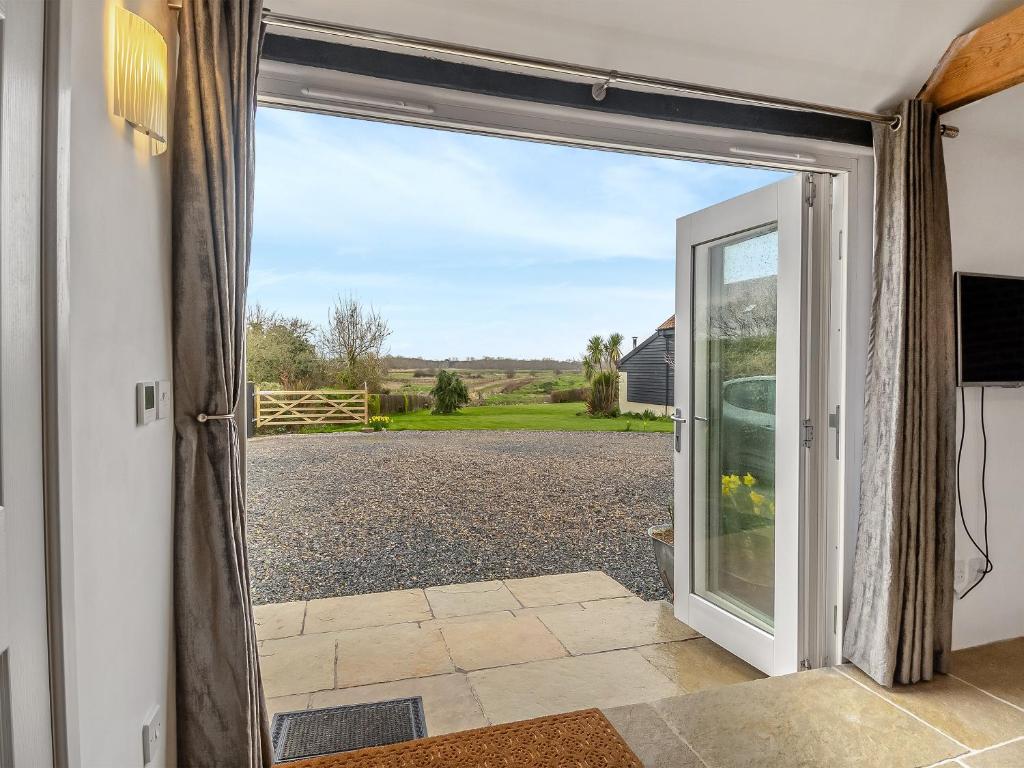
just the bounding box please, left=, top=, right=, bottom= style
left=957, top=386, right=994, bottom=599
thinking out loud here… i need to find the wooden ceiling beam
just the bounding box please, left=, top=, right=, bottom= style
left=919, top=3, right=1024, bottom=113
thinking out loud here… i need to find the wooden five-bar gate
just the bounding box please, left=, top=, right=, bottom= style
left=253, top=388, right=369, bottom=428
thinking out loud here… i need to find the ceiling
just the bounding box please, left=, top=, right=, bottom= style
left=271, top=0, right=1021, bottom=115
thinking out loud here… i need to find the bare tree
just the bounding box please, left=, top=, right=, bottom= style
left=321, top=295, right=392, bottom=389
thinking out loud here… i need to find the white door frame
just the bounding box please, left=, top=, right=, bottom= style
left=37, top=0, right=80, bottom=766
left=255, top=62, right=874, bottom=667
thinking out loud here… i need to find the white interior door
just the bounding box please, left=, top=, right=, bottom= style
left=0, top=0, right=54, bottom=763
left=672, top=174, right=810, bottom=676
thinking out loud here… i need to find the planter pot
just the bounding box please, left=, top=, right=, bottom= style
left=648, top=524, right=674, bottom=598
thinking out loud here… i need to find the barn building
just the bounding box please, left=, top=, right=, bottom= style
left=617, top=315, right=675, bottom=415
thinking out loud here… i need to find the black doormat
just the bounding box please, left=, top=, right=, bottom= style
left=271, top=697, right=427, bottom=762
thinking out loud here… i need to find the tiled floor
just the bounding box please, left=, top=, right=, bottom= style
left=606, top=639, right=1024, bottom=768
left=255, top=575, right=1024, bottom=768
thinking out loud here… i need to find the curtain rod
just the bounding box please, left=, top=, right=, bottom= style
left=254, top=11, right=959, bottom=138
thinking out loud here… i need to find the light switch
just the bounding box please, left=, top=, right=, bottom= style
left=156, top=380, right=171, bottom=420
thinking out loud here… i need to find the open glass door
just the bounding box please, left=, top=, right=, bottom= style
left=673, top=174, right=811, bottom=676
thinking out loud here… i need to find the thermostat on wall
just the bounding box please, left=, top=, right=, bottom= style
left=137, top=381, right=157, bottom=425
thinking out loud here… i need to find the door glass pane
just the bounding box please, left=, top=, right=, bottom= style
left=692, top=225, right=778, bottom=632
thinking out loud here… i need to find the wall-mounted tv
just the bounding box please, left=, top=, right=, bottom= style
left=956, top=272, right=1024, bottom=387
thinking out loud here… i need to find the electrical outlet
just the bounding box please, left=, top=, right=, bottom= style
left=968, top=556, right=987, bottom=580
left=954, top=559, right=967, bottom=589
left=142, top=707, right=161, bottom=766
left=955, top=556, right=989, bottom=597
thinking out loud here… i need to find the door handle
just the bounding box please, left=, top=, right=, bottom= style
left=671, top=409, right=686, bottom=453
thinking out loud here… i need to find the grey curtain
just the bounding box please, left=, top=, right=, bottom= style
left=843, top=100, right=956, bottom=687
left=172, top=1, right=270, bottom=765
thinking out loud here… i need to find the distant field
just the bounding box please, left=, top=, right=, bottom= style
left=382, top=368, right=589, bottom=404
left=297, top=402, right=672, bottom=434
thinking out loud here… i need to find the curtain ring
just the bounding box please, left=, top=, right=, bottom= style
left=889, top=114, right=902, bottom=132
left=592, top=71, right=617, bottom=102
left=196, top=413, right=235, bottom=423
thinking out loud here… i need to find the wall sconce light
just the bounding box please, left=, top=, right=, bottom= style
left=112, top=6, right=168, bottom=150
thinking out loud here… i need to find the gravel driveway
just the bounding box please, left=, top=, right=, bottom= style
left=246, top=430, right=673, bottom=605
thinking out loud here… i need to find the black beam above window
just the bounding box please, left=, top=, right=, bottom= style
left=262, top=33, right=873, bottom=147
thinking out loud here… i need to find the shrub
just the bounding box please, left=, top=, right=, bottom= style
left=430, top=370, right=470, bottom=414
left=586, top=371, right=619, bottom=416
left=622, top=410, right=668, bottom=421
left=372, top=393, right=432, bottom=415
left=246, top=306, right=330, bottom=389
left=550, top=387, right=589, bottom=403
left=505, top=369, right=516, bottom=379
left=337, top=354, right=388, bottom=393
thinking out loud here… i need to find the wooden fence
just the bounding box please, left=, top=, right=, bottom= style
left=253, top=389, right=368, bottom=428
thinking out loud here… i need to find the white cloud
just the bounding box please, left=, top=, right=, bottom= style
left=254, top=109, right=696, bottom=264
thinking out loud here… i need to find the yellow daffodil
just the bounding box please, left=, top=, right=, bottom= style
left=743, top=473, right=756, bottom=486
left=749, top=490, right=765, bottom=506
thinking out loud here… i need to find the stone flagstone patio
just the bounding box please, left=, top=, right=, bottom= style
left=255, top=572, right=1024, bottom=767
left=255, top=570, right=763, bottom=733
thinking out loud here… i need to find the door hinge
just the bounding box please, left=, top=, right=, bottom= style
left=801, top=418, right=814, bottom=448
left=805, top=175, right=816, bottom=207
left=833, top=604, right=838, bottom=635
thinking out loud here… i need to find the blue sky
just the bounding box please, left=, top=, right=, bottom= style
left=251, top=108, right=788, bottom=360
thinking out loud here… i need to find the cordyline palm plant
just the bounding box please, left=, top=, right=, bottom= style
left=582, top=333, right=623, bottom=416
left=582, top=333, right=623, bottom=380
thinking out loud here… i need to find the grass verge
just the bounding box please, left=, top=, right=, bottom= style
left=289, top=402, right=672, bottom=434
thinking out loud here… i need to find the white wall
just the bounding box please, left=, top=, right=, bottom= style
left=944, top=87, right=1024, bottom=650
left=67, top=1, right=176, bottom=765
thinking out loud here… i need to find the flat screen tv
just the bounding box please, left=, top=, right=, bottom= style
left=956, top=272, right=1024, bottom=387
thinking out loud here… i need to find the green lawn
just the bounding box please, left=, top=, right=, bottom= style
left=295, top=402, right=672, bottom=434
